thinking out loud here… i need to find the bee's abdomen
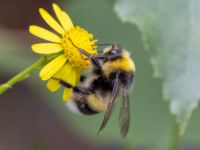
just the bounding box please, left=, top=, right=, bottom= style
left=77, top=101, right=99, bottom=115
left=67, top=100, right=99, bottom=115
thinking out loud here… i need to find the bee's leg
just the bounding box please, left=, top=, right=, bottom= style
left=77, top=48, right=103, bottom=70
left=68, top=37, right=104, bottom=69
left=69, top=38, right=101, bottom=68
left=90, top=55, right=102, bottom=69
left=52, top=78, right=89, bottom=95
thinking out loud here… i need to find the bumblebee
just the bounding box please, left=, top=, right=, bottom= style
left=54, top=44, right=135, bottom=137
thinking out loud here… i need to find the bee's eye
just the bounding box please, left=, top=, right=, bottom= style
left=110, top=49, right=120, bottom=55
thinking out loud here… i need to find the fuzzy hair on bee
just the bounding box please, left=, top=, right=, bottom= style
left=53, top=43, right=135, bottom=137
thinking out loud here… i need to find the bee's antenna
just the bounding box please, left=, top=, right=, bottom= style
left=96, top=43, right=114, bottom=47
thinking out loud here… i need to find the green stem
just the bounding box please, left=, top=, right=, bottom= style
left=0, top=57, right=46, bottom=94
left=169, top=118, right=180, bottom=150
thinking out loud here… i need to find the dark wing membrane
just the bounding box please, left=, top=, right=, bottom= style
left=119, top=92, right=130, bottom=137
left=97, top=71, right=120, bottom=135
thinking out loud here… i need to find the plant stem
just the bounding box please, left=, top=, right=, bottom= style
left=0, top=57, right=46, bottom=94
left=169, top=118, right=180, bottom=150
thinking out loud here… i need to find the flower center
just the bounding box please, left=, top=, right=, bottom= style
left=62, top=26, right=97, bottom=71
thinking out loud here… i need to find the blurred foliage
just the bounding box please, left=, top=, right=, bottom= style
left=0, top=36, right=35, bottom=73
left=1, top=0, right=200, bottom=150
left=114, top=0, right=200, bottom=136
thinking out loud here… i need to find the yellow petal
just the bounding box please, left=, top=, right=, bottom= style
left=32, top=43, right=63, bottom=54
left=52, top=3, right=74, bottom=31
left=40, top=55, right=67, bottom=80
left=47, top=79, right=61, bottom=92
left=62, top=67, right=78, bottom=101
left=54, top=63, right=72, bottom=80
left=75, top=71, right=81, bottom=84
left=63, top=88, right=72, bottom=101
left=29, top=25, right=61, bottom=43
left=39, top=8, right=65, bottom=35
left=47, top=63, right=72, bottom=92
left=67, top=68, right=77, bottom=86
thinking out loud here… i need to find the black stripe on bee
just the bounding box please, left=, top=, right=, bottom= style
left=76, top=101, right=99, bottom=115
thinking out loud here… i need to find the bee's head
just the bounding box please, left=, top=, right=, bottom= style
left=103, top=44, right=130, bottom=61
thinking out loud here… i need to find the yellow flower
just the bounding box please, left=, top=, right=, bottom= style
left=29, top=3, right=97, bottom=101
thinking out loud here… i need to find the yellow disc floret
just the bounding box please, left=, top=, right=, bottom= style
left=62, top=26, right=97, bottom=71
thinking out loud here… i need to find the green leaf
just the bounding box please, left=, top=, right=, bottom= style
left=114, top=0, right=200, bottom=135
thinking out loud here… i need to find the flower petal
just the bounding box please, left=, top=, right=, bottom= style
left=62, top=68, right=77, bottom=101
left=40, top=54, right=67, bottom=80
left=39, top=8, right=65, bottom=35
left=75, top=71, right=81, bottom=84
left=52, top=3, right=74, bottom=31
left=29, top=25, right=61, bottom=43
left=67, top=67, right=77, bottom=86
left=55, top=63, right=72, bottom=79
left=47, top=79, right=61, bottom=92
left=32, top=43, right=63, bottom=54
left=47, top=63, right=72, bottom=91
left=63, top=88, right=72, bottom=101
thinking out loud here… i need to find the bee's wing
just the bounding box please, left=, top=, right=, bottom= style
left=119, top=92, right=130, bottom=137
left=97, top=71, right=120, bottom=135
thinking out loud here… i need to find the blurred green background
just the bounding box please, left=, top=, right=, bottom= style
left=0, top=0, right=200, bottom=150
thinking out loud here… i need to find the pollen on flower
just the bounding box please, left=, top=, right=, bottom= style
left=62, top=26, right=97, bottom=71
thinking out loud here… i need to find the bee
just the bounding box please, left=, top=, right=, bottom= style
left=53, top=43, right=135, bottom=137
